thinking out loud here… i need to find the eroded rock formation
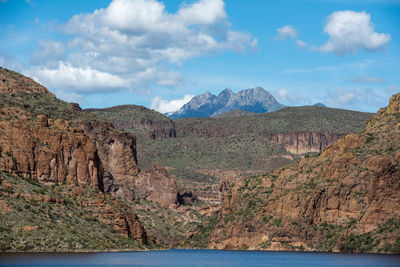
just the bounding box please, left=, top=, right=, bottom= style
left=80, top=121, right=139, bottom=199
left=0, top=67, right=148, bottom=244
left=0, top=109, right=102, bottom=188
left=268, top=132, right=346, bottom=154
left=134, top=165, right=178, bottom=208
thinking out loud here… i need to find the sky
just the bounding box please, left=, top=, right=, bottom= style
left=0, top=0, right=399, bottom=113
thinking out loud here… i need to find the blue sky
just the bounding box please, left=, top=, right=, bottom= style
left=0, top=0, right=399, bottom=113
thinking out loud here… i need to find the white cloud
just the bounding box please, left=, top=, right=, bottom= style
left=30, top=41, right=65, bottom=66
left=275, top=25, right=297, bottom=40
left=276, top=88, right=308, bottom=105
left=315, top=10, right=391, bottom=56
left=26, top=62, right=127, bottom=92
left=28, top=0, right=256, bottom=99
left=275, top=25, right=307, bottom=48
left=151, top=94, right=194, bottom=113
left=54, top=90, right=85, bottom=104
left=324, top=87, right=386, bottom=110
left=296, top=39, right=307, bottom=47
left=177, top=0, right=227, bottom=25
left=350, top=76, right=383, bottom=83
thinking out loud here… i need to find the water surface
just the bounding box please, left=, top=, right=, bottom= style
left=1, top=249, right=400, bottom=266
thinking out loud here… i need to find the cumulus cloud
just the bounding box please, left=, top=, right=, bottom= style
left=275, top=25, right=307, bottom=48
left=27, top=0, right=257, bottom=100
left=315, top=10, right=391, bottom=56
left=151, top=94, right=194, bottom=113
left=26, top=62, right=127, bottom=92
left=276, top=88, right=309, bottom=105
left=275, top=25, right=297, bottom=40
left=30, top=41, right=65, bottom=67
left=324, top=87, right=386, bottom=111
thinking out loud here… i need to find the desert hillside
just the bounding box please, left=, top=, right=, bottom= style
left=206, top=93, right=400, bottom=253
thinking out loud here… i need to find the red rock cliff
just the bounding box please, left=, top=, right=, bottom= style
left=0, top=108, right=102, bottom=188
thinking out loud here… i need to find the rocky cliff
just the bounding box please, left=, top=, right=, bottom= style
left=207, top=93, right=400, bottom=253
left=268, top=132, right=346, bottom=154
left=134, top=165, right=178, bottom=208
left=81, top=121, right=139, bottom=199
left=0, top=67, right=148, bottom=244
left=0, top=67, right=141, bottom=196
left=0, top=109, right=102, bottom=188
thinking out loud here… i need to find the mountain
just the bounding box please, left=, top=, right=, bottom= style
left=86, top=105, right=176, bottom=140
left=168, top=87, right=285, bottom=119
left=89, top=104, right=372, bottom=226
left=0, top=67, right=152, bottom=250
left=313, top=103, right=326, bottom=107
left=211, top=109, right=259, bottom=118
left=204, top=93, right=400, bottom=253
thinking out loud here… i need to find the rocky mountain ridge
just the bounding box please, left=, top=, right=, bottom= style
left=0, top=67, right=181, bottom=248
left=206, top=93, right=400, bottom=253
left=169, top=87, right=285, bottom=119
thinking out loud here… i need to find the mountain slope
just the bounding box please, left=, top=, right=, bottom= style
left=0, top=171, right=148, bottom=252
left=86, top=105, right=176, bottom=140
left=0, top=67, right=150, bottom=248
left=169, top=87, right=285, bottom=118
left=206, top=93, right=400, bottom=253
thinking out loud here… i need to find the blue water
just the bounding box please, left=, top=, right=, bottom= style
left=0, top=249, right=400, bottom=266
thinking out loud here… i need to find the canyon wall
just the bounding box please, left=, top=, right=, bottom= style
left=268, top=131, right=346, bottom=154
left=0, top=67, right=148, bottom=244
left=0, top=110, right=103, bottom=188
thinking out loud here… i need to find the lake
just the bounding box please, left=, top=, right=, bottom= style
left=1, top=249, right=400, bottom=266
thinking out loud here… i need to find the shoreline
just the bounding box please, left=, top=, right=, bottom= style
left=1, top=248, right=399, bottom=256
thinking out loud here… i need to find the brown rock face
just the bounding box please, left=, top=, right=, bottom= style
left=0, top=109, right=102, bottom=188
left=134, top=165, right=178, bottom=208
left=124, top=214, right=148, bottom=244
left=81, top=121, right=139, bottom=199
left=209, top=93, right=400, bottom=253
left=0, top=68, right=148, bottom=245
left=268, top=132, right=346, bottom=154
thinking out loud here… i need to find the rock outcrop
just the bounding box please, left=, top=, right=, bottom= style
left=0, top=109, right=102, bottom=188
left=208, top=93, right=400, bottom=253
left=134, top=165, right=178, bottom=208
left=81, top=121, right=139, bottom=199
left=0, top=67, right=148, bottom=244
left=268, top=132, right=346, bottom=154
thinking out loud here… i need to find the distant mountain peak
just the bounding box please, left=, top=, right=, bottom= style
left=313, top=102, right=327, bottom=107
left=204, top=91, right=215, bottom=97
left=219, top=88, right=234, bottom=95
left=168, top=87, right=284, bottom=119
